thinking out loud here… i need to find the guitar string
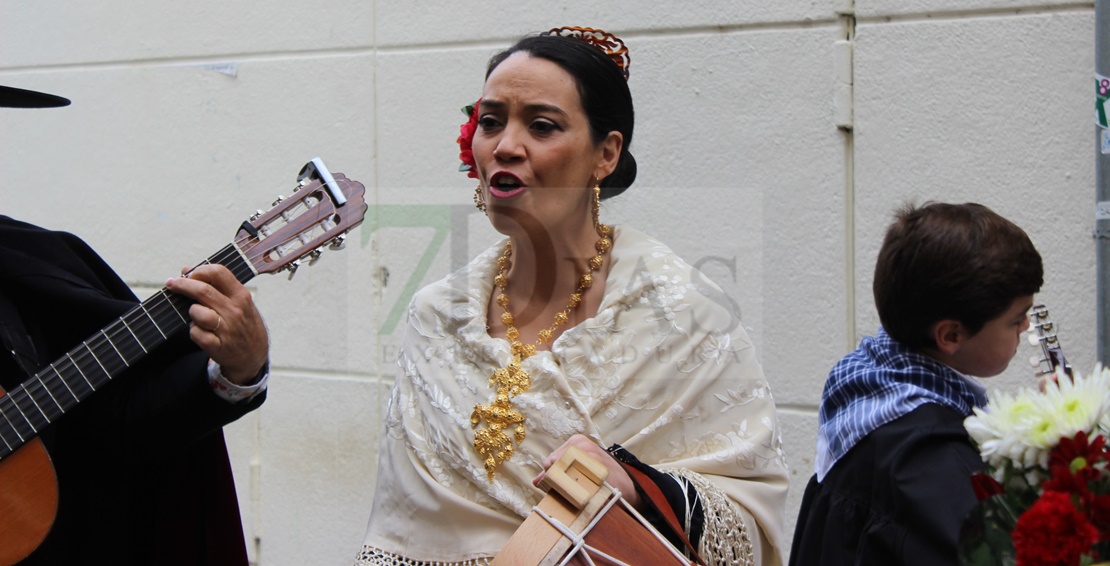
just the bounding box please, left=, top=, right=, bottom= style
left=0, top=187, right=353, bottom=444
left=0, top=265, right=230, bottom=448
left=0, top=244, right=257, bottom=443
left=28, top=188, right=331, bottom=385
left=5, top=176, right=358, bottom=430
left=16, top=248, right=249, bottom=410
left=0, top=185, right=352, bottom=450
left=0, top=248, right=249, bottom=438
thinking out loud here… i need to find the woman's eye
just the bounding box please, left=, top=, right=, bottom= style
left=531, top=120, right=559, bottom=134
left=478, top=116, right=501, bottom=130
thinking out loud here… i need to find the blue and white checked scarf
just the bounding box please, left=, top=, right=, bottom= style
left=814, top=327, right=988, bottom=481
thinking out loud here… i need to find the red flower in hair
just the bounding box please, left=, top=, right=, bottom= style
left=457, top=99, right=480, bottom=179
left=1012, top=491, right=1099, bottom=566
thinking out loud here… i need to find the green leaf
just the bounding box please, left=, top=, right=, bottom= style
left=960, top=495, right=1018, bottom=565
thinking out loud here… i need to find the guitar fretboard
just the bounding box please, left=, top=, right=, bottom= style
left=0, top=243, right=255, bottom=460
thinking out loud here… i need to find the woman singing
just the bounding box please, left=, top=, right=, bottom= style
left=356, top=27, right=788, bottom=566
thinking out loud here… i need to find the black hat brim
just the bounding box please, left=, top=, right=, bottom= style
left=0, top=85, right=71, bottom=108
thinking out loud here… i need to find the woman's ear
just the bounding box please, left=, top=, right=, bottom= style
left=594, top=131, right=623, bottom=182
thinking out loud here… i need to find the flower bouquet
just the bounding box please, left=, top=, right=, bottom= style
left=960, top=364, right=1110, bottom=566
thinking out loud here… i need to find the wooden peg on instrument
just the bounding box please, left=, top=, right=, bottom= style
left=539, top=446, right=610, bottom=509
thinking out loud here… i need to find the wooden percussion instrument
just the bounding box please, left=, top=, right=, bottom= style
left=494, top=446, right=695, bottom=566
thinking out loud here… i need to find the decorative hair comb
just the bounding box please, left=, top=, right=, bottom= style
left=545, top=26, right=630, bottom=81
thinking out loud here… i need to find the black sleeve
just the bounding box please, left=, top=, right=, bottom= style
left=884, top=419, right=985, bottom=565
left=0, top=220, right=264, bottom=453
left=75, top=342, right=265, bottom=451
left=789, top=405, right=984, bottom=566
left=607, top=444, right=705, bottom=553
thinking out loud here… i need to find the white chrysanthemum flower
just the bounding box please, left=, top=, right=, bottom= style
left=1040, top=363, right=1110, bottom=437
left=966, top=388, right=1045, bottom=469
left=1015, top=398, right=1062, bottom=469
left=965, top=363, right=1110, bottom=473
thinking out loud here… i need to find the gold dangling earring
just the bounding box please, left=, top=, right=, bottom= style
left=592, top=181, right=603, bottom=236
left=474, top=184, right=487, bottom=214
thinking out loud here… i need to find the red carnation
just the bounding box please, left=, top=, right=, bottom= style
left=456, top=98, right=481, bottom=179
left=1044, top=431, right=1107, bottom=494
left=1012, top=491, right=1099, bottom=566
left=1049, top=431, right=1107, bottom=471
left=970, top=473, right=1004, bottom=502
left=1044, top=462, right=1093, bottom=494
left=1089, top=493, right=1110, bottom=540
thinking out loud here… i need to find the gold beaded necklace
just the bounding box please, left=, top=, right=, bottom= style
left=471, top=204, right=613, bottom=482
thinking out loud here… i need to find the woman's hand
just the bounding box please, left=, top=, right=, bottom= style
left=534, top=434, right=642, bottom=510
left=167, top=265, right=269, bottom=385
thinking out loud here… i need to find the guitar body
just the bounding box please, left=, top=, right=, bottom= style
left=0, top=387, right=57, bottom=565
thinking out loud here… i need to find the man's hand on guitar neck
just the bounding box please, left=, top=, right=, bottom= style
left=166, top=264, right=269, bottom=385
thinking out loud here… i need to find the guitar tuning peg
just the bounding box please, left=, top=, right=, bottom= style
left=329, top=234, right=346, bottom=250
left=308, top=247, right=324, bottom=265
left=250, top=210, right=264, bottom=222
left=1027, top=333, right=1042, bottom=347
left=285, top=259, right=300, bottom=280
left=273, top=195, right=285, bottom=207
left=1029, top=355, right=1045, bottom=368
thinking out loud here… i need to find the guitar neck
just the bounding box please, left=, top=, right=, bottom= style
left=0, top=243, right=255, bottom=460
left=1029, top=304, right=1073, bottom=381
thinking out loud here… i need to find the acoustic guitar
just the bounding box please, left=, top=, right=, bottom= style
left=0, top=158, right=367, bottom=565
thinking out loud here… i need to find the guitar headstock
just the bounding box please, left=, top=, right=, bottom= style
left=235, top=158, right=368, bottom=277
left=1027, top=304, right=1073, bottom=380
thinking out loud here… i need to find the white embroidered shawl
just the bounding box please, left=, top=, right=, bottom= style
left=360, top=226, right=788, bottom=565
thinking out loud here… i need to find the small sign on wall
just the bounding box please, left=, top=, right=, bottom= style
left=1097, top=201, right=1110, bottom=220
left=1099, top=74, right=1110, bottom=129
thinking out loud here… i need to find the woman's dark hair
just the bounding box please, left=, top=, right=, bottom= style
left=486, top=34, right=636, bottom=199
left=873, top=202, right=1043, bottom=349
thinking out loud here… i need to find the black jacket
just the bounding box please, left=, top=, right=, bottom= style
left=789, top=404, right=985, bottom=566
left=0, top=215, right=264, bottom=565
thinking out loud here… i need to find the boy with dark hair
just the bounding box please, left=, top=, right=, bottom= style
left=789, top=202, right=1044, bottom=565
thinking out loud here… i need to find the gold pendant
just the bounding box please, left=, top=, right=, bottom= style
left=472, top=355, right=531, bottom=481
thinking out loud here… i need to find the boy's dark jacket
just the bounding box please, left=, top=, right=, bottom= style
left=789, top=403, right=984, bottom=565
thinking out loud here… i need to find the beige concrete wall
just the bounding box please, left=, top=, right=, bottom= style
left=1, top=1, right=1096, bottom=564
